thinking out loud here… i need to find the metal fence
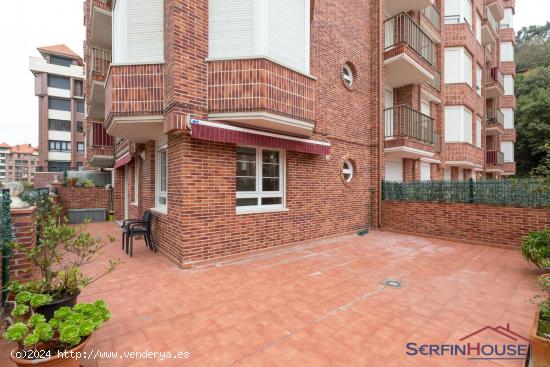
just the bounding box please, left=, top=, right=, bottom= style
left=382, top=179, right=550, bottom=207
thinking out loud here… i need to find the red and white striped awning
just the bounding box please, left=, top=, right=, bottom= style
left=189, top=119, right=331, bottom=155
left=114, top=153, right=132, bottom=169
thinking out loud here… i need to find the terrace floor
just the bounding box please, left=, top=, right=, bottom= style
left=1, top=222, right=541, bottom=366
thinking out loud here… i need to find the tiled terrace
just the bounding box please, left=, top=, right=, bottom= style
left=1, top=222, right=540, bottom=366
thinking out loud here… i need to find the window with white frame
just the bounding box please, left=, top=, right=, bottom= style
left=445, top=47, right=473, bottom=87
left=502, top=108, right=515, bottom=129
left=504, top=75, right=514, bottom=95
left=134, top=160, right=139, bottom=204
left=445, top=0, right=472, bottom=27
left=209, top=0, right=310, bottom=74
left=236, top=146, right=285, bottom=213
left=476, top=64, right=482, bottom=95
left=445, top=106, right=473, bottom=144
left=475, top=12, right=482, bottom=43
left=501, top=141, right=515, bottom=162
left=501, top=8, right=514, bottom=29
left=155, top=139, right=168, bottom=212
left=500, top=42, right=514, bottom=62
left=475, top=116, right=482, bottom=148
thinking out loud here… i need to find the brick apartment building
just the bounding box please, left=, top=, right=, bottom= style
left=29, top=45, right=87, bottom=173
left=0, top=143, right=39, bottom=184
left=83, top=0, right=516, bottom=266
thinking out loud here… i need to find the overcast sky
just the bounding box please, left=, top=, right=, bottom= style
left=0, top=0, right=548, bottom=147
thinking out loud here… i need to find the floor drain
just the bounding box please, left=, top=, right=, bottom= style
left=383, top=279, right=402, bottom=288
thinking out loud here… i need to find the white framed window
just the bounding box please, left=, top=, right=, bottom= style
left=155, top=138, right=168, bottom=213
left=476, top=64, right=482, bottom=96
left=501, top=142, right=515, bottom=162
left=445, top=0, right=472, bottom=27
left=500, top=42, right=514, bottom=62
left=445, top=106, right=473, bottom=144
left=501, top=8, right=514, bottom=29
left=504, top=75, right=514, bottom=95
left=475, top=117, right=482, bottom=148
left=209, top=0, right=310, bottom=74
left=133, top=160, right=139, bottom=205
left=502, top=108, right=515, bottom=129
left=236, top=146, right=286, bottom=214
left=445, top=47, right=473, bottom=87
left=475, top=12, right=482, bottom=43
left=342, top=160, right=354, bottom=182
left=342, top=63, right=354, bottom=88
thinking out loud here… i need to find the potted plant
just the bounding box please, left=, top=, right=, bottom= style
left=531, top=275, right=550, bottom=367
left=3, top=290, right=111, bottom=367
left=10, top=205, right=119, bottom=319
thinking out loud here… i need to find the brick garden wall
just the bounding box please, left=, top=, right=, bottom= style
left=9, top=207, right=36, bottom=280
left=57, top=187, right=111, bottom=212
left=382, top=201, right=550, bottom=249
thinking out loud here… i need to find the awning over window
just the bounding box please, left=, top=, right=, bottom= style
left=189, top=119, right=331, bottom=155
left=114, top=153, right=132, bottom=169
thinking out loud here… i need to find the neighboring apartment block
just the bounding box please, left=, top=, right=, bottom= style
left=83, top=0, right=515, bottom=265
left=0, top=143, right=39, bottom=183
left=29, top=45, right=86, bottom=173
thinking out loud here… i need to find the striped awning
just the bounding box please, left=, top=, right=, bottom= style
left=114, top=153, right=132, bottom=169
left=189, top=119, right=330, bottom=155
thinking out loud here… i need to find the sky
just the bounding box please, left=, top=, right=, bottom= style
left=0, top=0, right=548, bottom=147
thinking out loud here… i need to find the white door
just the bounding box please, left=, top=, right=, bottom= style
left=444, top=167, right=451, bottom=180
left=385, top=159, right=403, bottom=182
left=385, top=89, right=394, bottom=138
left=420, top=162, right=431, bottom=181
left=124, top=165, right=129, bottom=219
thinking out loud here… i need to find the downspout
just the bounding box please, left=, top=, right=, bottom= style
left=1, top=189, right=12, bottom=307
left=377, top=0, right=384, bottom=229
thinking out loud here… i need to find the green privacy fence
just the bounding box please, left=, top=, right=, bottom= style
left=382, top=179, right=550, bottom=207
left=1, top=189, right=12, bottom=306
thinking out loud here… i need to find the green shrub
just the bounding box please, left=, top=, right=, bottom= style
left=82, top=179, right=96, bottom=188
left=521, top=229, right=550, bottom=269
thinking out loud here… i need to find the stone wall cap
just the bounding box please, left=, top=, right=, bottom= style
left=10, top=206, right=37, bottom=215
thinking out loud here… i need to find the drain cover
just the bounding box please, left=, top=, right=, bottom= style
left=383, top=279, right=402, bottom=288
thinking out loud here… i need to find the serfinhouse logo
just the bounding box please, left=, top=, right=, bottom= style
left=406, top=323, right=530, bottom=361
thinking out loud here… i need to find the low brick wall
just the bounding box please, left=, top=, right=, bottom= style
left=382, top=201, right=550, bottom=249
left=33, top=172, right=60, bottom=189
left=9, top=207, right=36, bottom=280
left=57, top=187, right=111, bottom=213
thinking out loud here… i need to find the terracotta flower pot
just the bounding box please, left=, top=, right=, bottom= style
left=10, top=336, right=90, bottom=367
left=532, top=311, right=550, bottom=367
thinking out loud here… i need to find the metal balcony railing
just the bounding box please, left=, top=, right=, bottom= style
left=427, top=70, right=441, bottom=92
left=384, top=13, right=436, bottom=67
left=486, top=151, right=505, bottom=165
left=385, top=105, right=435, bottom=145
left=433, top=132, right=441, bottom=153
left=488, top=67, right=504, bottom=89
left=88, top=122, right=114, bottom=148
left=486, top=108, right=504, bottom=128
left=89, top=47, right=111, bottom=81
left=421, top=4, right=441, bottom=31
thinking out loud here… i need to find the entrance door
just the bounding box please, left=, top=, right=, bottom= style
left=124, top=165, right=129, bottom=219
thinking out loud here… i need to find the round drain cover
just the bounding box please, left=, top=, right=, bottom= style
left=383, top=279, right=402, bottom=288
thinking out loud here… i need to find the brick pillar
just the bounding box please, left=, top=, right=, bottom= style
left=114, top=167, right=124, bottom=220
left=451, top=167, right=459, bottom=180
left=403, top=159, right=421, bottom=181
left=464, top=169, right=472, bottom=180
left=10, top=207, right=36, bottom=280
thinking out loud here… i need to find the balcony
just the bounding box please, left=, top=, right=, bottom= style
left=105, top=64, right=164, bottom=143
left=384, top=105, right=436, bottom=158
left=384, top=13, right=436, bottom=88
left=87, top=47, right=111, bottom=120
left=486, top=67, right=504, bottom=99
left=485, top=0, right=505, bottom=21
left=208, top=58, right=316, bottom=137
left=425, top=70, right=441, bottom=92
left=421, top=4, right=441, bottom=32
left=486, top=151, right=505, bottom=169
left=486, top=108, right=505, bottom=135
left=385, top=0, right=434, bottom=17
left=89, top=0, right=112, bottom=50
left=87, top=122, right=114, bottom=168
left=481, top=7, right=499, bottom=46
left=443, top=143, right=485, bottom=169
left=485, top=45, right=493, bottom=63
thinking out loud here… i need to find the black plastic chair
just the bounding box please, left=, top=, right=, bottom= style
left=121, top=211, right=156, bottom=256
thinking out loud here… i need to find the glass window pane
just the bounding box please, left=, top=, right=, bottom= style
left=237, top=161, right=255, bottom=176
left=237, top=198, right=258, bottom=207
left=237, top=177, right=256, bottom=191
left=262, top=163, right=279, bottom=178
left=262, top=178, right=279, bottom=191
left=237, top=147, right=256, bottom=161
left=160, top=151, right=167, bottom=192
left=262, top=150, right=279, bottom=164
left=159, top=196, right=167, bottom=205
left=262, top=197, right=282, bottom=205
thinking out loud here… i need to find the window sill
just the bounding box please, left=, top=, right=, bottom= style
left=131, top=202, right=139, bottom=207
left=236, top=207, right=289, bottom=216
left=151, top=207, right=167, bottom=215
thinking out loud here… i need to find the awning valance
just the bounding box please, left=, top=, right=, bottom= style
left=114, top=153, right=132, bottom=169
left=189, top=119, right=330, bottom=155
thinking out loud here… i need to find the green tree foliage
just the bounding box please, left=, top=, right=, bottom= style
left=515, top=23, right=550, bottom=176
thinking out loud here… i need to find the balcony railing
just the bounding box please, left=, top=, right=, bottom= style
left=89, top=122, right=114, bottom=148
left=489, top=67, right=504, bottom=89
left=385, top=105, right=434, bottom=144
left=486, top=151, right=505, bottom=165
left=421, top=4, right=441, bottom=31
left=89, top=47, right=111, bottom=82
left=486, top=108, right=504, bottom=128
left=384, top=13, right=436, bottom=66
left=433, top=132, right=441, bottom=153
left=485, top=45, right=493, bottom=62
left=426, top=70, right=441, bottom=92
left=486, top=6, right=499, bottom=35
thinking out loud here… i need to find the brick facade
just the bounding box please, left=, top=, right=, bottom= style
left=57, top=187, right=111, bottom=214
left=382, top=201, right=550, bottom=250
left=9, top=207, right=36, bottom=280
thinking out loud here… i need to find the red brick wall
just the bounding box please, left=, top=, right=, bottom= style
left=33, top=172, right=59, bottom=189
left=9, top=208, right=36, bottom=280
left=57, top=187, right=111, bottom=212
left=382, top=201, right=550, bottom=249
